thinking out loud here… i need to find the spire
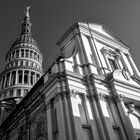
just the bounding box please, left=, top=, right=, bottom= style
left=25, top=6, right=30, bottom=18
left=21, top=6, right=32, bottom=35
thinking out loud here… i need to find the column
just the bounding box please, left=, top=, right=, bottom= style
left=97, top=93, right=116, bottom=140
left=115, top=95, right=137, bottom=140
left=19, top=49, right=21, bottom=57
left=63, top=92, right=75, bottom=140
left=3, top=75, right=6, bottom=88
left=55, top=93, right=67, bottom=140
left=87, top=94, right=107, bottom=140
left=9, top=72, right=12, bottom=86
left=108, top=98, right=128, bottom=139
left=15, top=70, right=18, bottom=84
left=70, top=91, right=85, bottom=140
left=81, top=94, right=100, bottom=140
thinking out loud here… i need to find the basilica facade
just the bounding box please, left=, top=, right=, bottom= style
left=0, top=7, right=140, bottom=140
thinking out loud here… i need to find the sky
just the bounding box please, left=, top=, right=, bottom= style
left=0, top=0, right=140, bottom=73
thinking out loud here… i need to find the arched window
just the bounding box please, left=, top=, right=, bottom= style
left=5, top=73, right=10, bottom=87
left=11, top=71, right=16, bottom=85
left=30, top=50, right=33, bottom=58
left=12, top=51, right=15, bottom=59
left=34, top=52, right=37, bottom=60
left=37, top=55, right=39, bottom=62
left=25, top=49, right=29, bottom=57
left=21, top=49, right=24, bottom=57
left=24, top=71, right=29, bottom=84
left=16, top=50, right=19, bottom=58
left=31, top=72, right=35, bottom=85
left=18, top=71, right=22, bottom=84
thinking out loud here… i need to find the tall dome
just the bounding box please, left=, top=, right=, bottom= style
left=0, top=7, right=43, bottom=113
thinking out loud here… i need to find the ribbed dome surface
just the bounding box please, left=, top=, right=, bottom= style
left=12, top=34, right=37, bottom=47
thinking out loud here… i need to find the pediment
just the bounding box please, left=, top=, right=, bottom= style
left=78, top=22, right=129, bottom=49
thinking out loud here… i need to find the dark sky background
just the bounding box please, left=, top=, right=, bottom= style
left=0, top=0, right=140, bottom=73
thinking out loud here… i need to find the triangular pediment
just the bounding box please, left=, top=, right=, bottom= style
left=78, top=22, right=129, bottom=48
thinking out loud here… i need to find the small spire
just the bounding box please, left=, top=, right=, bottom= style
left=21, top=6, right=32, bottom=35
left=24, top=6, right=31, bottom=18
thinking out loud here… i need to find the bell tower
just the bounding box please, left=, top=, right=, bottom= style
left=0, top=7, right=43, bottom=122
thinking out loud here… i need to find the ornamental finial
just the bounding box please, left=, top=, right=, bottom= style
left=24, top=6, right=31, bottom=18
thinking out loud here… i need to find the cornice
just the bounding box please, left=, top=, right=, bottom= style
left=56, top=22, right=80, bottom=47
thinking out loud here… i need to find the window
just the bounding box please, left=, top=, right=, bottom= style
left=108, top=58, right=118, bottom=71
left=34, top=52, right=37, bottom=60
left=16, top=50, right=19, bottom=58
left=31, top=72, right=34, bottom=85
left=24, top=71, right=29, bottom=84
left=12, top=51, right=15, bottom=59
left=5, top=73, right=10, bottom=87
left=21, top=49, right=24, bottom=57
left=30, top=51, right=33, bottom=58
left=11, top=71, right=16, bottom=85
left=25, top=49, right=29, bottom=57
left=18, top=71, right=22, bottom=84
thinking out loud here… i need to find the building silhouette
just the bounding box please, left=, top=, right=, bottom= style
left=0, top=7, right=140, bottom=140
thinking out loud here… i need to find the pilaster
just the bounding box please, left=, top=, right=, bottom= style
left=95, top=93, right=117, bottom=140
